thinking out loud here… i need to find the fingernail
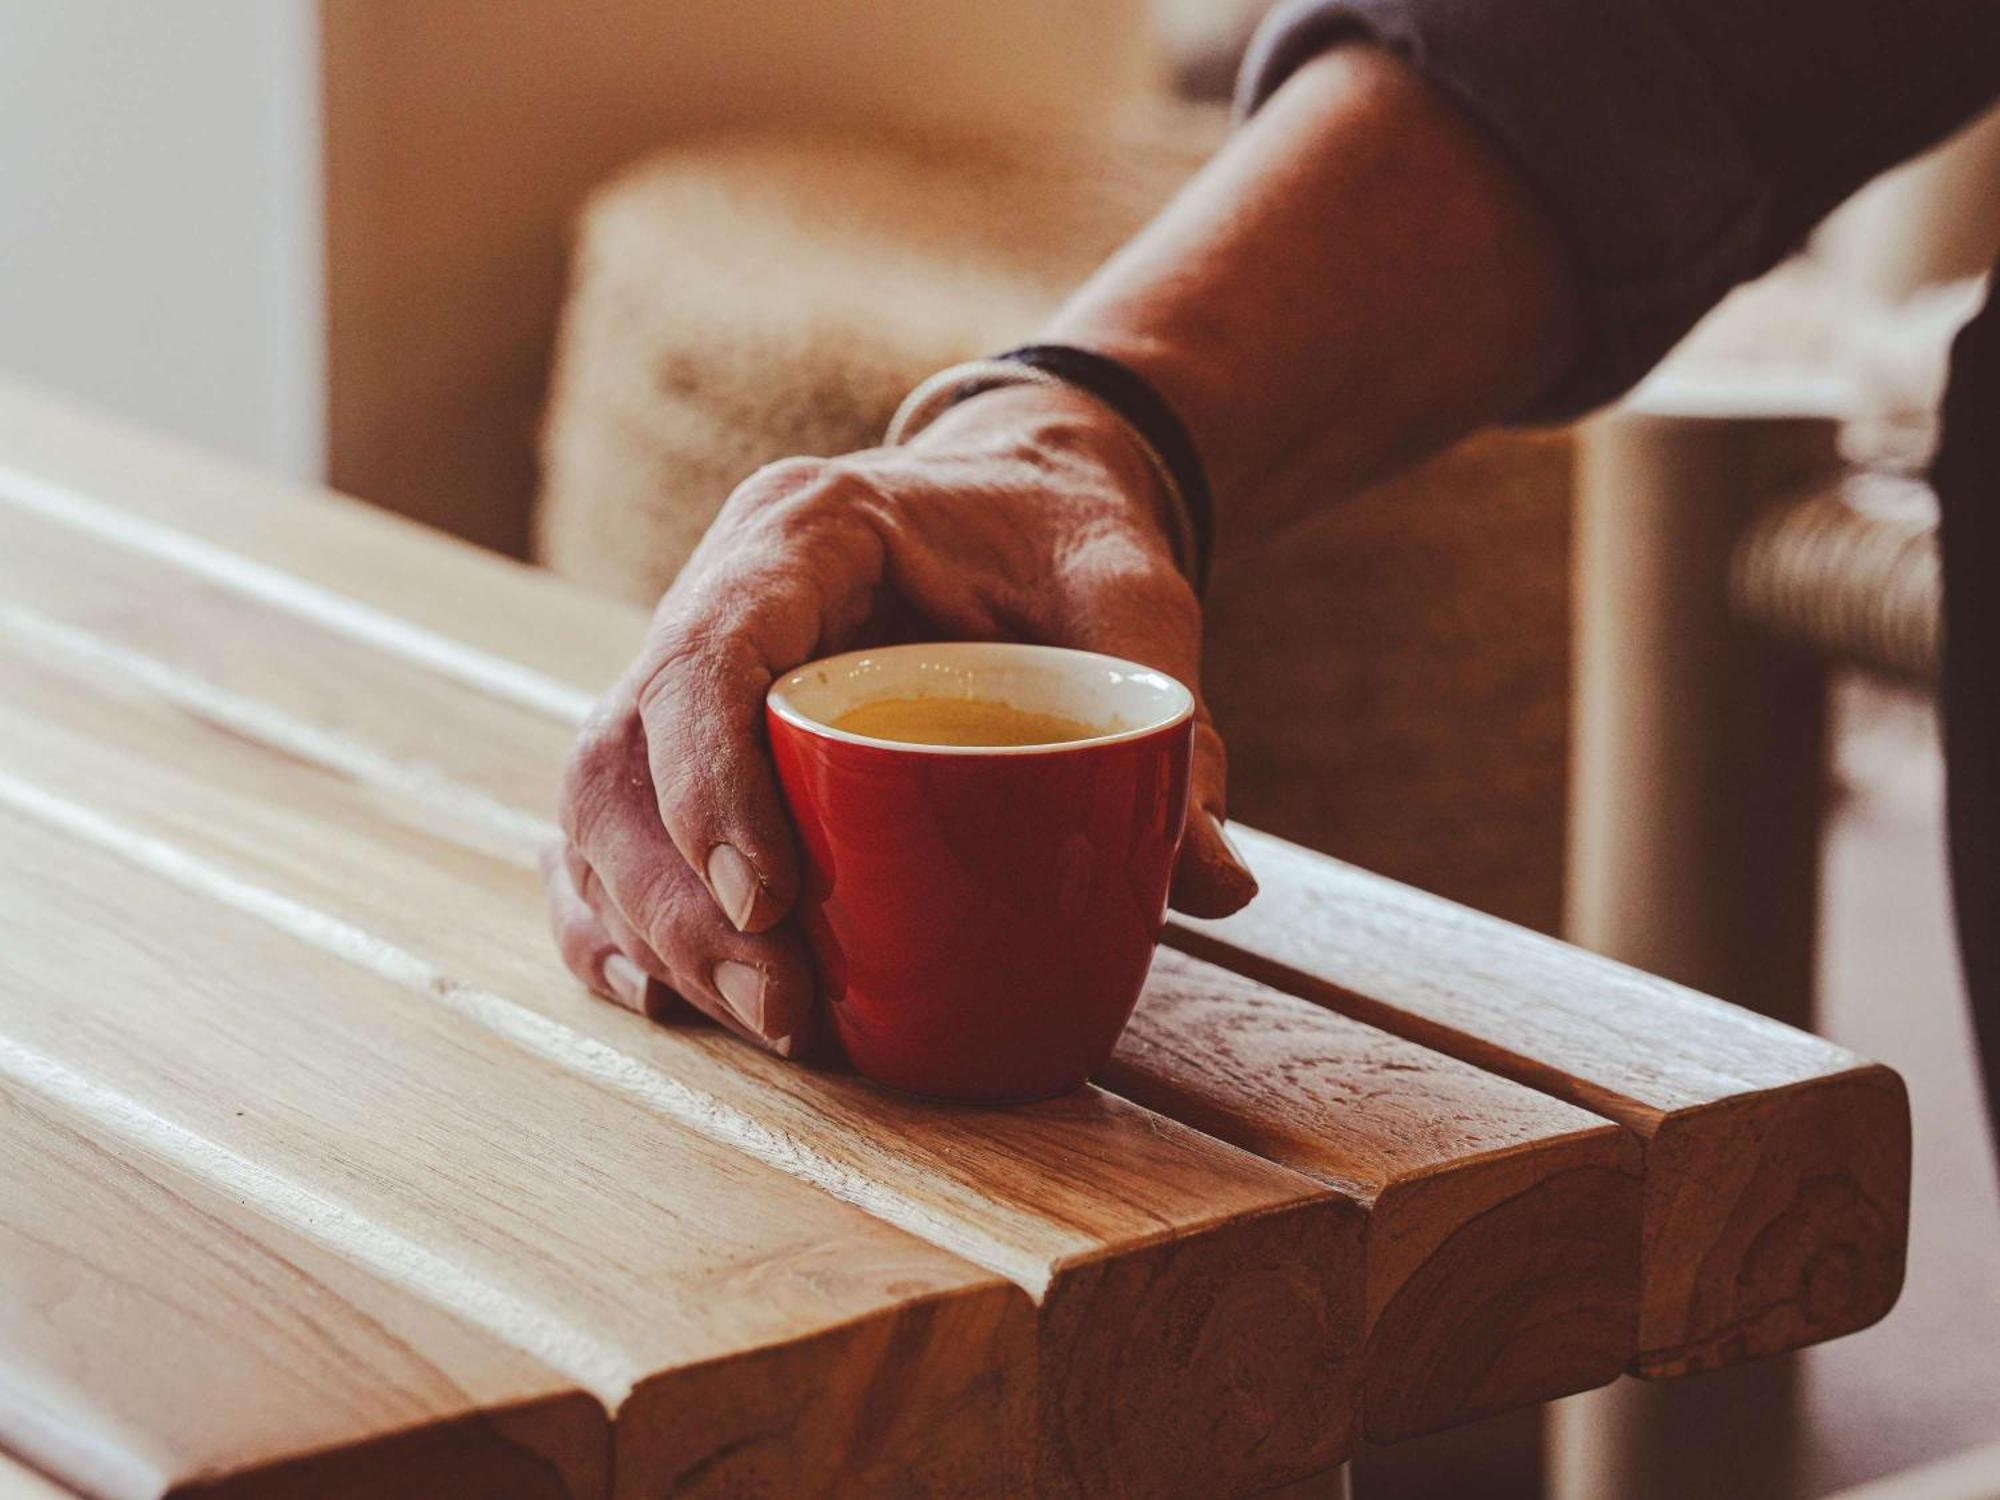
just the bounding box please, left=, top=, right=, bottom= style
left=706, top=843, right=762, bottom=931
left=603, top=953, right=650, bottom=1013
left=1208, top=811, right=1246, bottom=865
left=712, top=959, right=768, bottom=1035
left=1208, top=812, right=1258, bottom=892
left=770, top=1032, right=801, bottom=1059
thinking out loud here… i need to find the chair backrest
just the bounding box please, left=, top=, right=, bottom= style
left=320, top=0, right=1159, bottom=556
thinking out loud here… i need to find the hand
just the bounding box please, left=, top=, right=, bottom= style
left=543, top=381, right=1257, bottom=1055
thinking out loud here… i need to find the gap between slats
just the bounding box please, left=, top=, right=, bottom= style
left=0, top=472, right=599, bottom=723
left=0, top=632, right=1367, bottom=1494
left=0, top=487, right=1618, bottom=1301
left=0, top=1448, right=85, bottom=1499
left=0, top=473, right=1664, bottom=1451
left=0, top=604, right=549, bottom=865
left=0, top=1032, right=636, bottom=1402
left=0, top=454, right=1908, bottom=1396
left=0, top=767, right=1064, bottom=1300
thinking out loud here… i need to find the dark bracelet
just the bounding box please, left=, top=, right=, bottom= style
left=993, top=344, right=1215, bottom=594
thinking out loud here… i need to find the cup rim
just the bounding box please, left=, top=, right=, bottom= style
left=766, top=641, right=1195, bottom=757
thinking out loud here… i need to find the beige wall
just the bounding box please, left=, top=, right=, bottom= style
left=322, top=0, right=1156, bottom=555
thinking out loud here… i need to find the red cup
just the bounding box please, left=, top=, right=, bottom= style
left=767, top=642, right=1194, bottom=1103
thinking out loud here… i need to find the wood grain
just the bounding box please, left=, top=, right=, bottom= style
left=0, top=505, right=1654, bottom=1445
left=0, top=493, right=574, bottom=852
left=0, top=377, right=639, bottom=702
left=0, top=384, right=1914, bottom=1490
left=0, top=1082, right=605, bottom=1500
left=0, top=1455, right=78, bottom=1500
left=0, top=392, right=1892, bottom=1403
left=0, top=809, right=1031, bottom=1500
left=0, top=645, right=1361, bottom=1499
left=1105, top=950, right=1641, bottom=1440
left=1167, top=827, right=1911, bottom=1377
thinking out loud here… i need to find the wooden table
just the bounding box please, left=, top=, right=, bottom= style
left=0, top=381, right=1911, bottom=1499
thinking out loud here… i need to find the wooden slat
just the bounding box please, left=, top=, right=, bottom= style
left=1166, top=826, right=1911, bottom=1377
left=0, top=507, right=1649, bottom=1445
left=0, top=378, right=638, bottom=701
left=0, top=494, right=573, bottom=850
left=0, top=658, right=1359, bottom=1499
left=0, top=1455, right=78, bottom=1500
left=0, top=1082, right=605, bottom=1500
left=0, top=386, right=1907, bottom=1423
left=0, top=811, right=1030, bottom=1500
left=1104, top=952, right=1639, bottom=1439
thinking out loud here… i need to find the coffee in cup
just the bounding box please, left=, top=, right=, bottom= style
left=828, top=695, right=1105, bottom=748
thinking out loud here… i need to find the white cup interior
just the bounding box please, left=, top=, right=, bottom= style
left=768, top=642, right=1193, bottom=755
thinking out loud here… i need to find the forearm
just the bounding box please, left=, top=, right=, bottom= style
left=1043, top=46, right=1583, bottom=549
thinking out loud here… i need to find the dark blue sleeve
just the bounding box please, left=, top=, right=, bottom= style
left=1237, top=0, right=2000, bottom=416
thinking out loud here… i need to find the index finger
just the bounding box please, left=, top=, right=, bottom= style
left=1054, top=548, right=1257, bottom=917
left=636, top=461, right=887, bottom=931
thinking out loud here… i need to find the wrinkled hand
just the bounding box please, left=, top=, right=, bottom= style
left=543, top=382, right=1256, bottom=1056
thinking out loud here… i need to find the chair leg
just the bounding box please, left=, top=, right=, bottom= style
left=1566, top=395, right=1840, bottom=1019
left=1556, top=395, right=1846, bottom=1500
left=1552, top=1364, right=1804, bottom=1500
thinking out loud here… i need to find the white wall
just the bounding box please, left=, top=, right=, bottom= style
left=0, top=1, right=322, bottom=478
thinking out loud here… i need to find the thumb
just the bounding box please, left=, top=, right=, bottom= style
left=1169, top=709, right=1259, bottom=918
left=1056, top=562, right=1257, bottom=918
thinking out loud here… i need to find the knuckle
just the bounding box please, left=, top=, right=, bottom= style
left=632, top=656, right=712, bottom=768
left=1069, top=530, right=1190, bottom=604
left=559, top=712, right=646, bottom=846
left=558, top=759, right=611, bottom=847
left=1116, top=550, right=1196, bottom=611
left=553, top=912, right=611, bottom=986
left=634, top=630, right=766, bottom=770
left=628, top=860, right=703, bottom=960
left=564, top=711, right=629, bottom=788
left=746, top=454, right=828, bottom=491
left=741, top=456, right=882, bottom=536
left=728, top=456, right=834, bottom=517
left=563, top=843, right=608, bottom=911
left=1192, top=711, right=1228, bottom=752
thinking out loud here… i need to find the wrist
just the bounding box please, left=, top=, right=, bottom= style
left=905, top=380, right=1190, bottom=570
left=1042, top=46, right=1585, bottom=544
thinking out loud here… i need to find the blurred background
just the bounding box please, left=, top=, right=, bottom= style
left=3, top=3, right=1995, bottom=1496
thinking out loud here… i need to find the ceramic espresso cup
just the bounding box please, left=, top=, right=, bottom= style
left=766, top=642, right=1194, bottom=1103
